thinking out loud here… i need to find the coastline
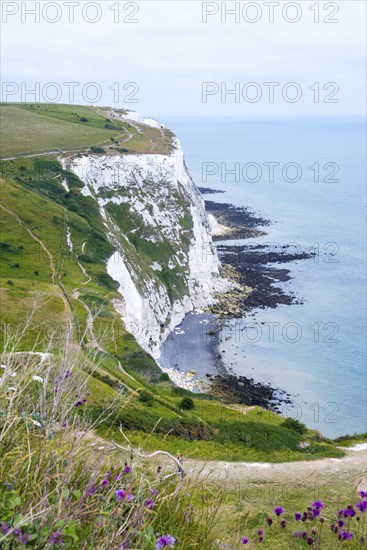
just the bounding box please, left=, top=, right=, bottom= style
left=160, top=189, right=317, bottom=412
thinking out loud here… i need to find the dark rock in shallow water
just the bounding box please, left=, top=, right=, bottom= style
left=208, top=373, right=282, bottom=410
left=206, top=198, right=315, bottom=310
left=198, top=187, right=226, bottom=195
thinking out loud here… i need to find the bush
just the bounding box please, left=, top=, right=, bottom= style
left=90, top=146, right=106, bottom=154
left=281, top=417, right=308, bottom=434
left=179, top=397, right=195, bottom=410
left=80, top=117, right=88, bottom=122
left=104, top=123, right=119, bottom=130
left=159, top=372, right=170, bottom=382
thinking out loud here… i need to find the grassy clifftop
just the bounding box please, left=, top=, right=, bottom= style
left=0, top=103, right=173, bottom=158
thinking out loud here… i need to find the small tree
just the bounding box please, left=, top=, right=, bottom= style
left=179, top=397, right=195, bottom=410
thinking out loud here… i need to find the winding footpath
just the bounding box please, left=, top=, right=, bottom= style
left=183, top=444, right=367, bottom=488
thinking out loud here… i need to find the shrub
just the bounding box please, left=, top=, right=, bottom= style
left=179, top=397, right=195, bottom=410
left=281, top=417, right=308, bottom=434
left=159, top=372, right=170, bottom=382
left=104, top=123, right=119, bottom=130
left=90, top=146, right=106, bottom=154
left=80, top=116, right=88, bottom=122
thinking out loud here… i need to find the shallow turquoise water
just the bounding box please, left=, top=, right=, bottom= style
left=159, top=116, right=366, bottom=438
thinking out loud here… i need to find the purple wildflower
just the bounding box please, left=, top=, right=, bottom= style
left=0, top=522, right=10, bottom=534
left=312, top=500, right=325, bottom=510
left=295, top=513, right=302, bottom=521
left=338, top=520, right=345, bottom=527
left=150, top=488, right=159, bottom=496
left=19, top=533, right=30, bottom=545
left=312, top=508, right=321, bottom=518
left=257, top=529, right=264, bottom=536
left=357, top=500, right=367, bottom=513
left=126, top=493, right=134, bottom=501
left=124, top=464, right=131, bottom=474
left=101, top=479, right=109, bottom=487
left=61, top=421, right=68, bottom=428
left=241, top=537, right=249, bottom=545
left=306, top=537, right=314, bottom=545
left=157, top=465, right=162, bottom=474
left=259, top=536, right=264, bottom=543
left=267, top=517, right=273, bottom=525
left=280, top=519, right=287, bottom=528
left=116, top=489, right=125, bottom=500
left=145, top=498, right=155, bottom=510
left=114, top=473, right=121, bottom=481
left=274, top=506, right=284, bottom=516
left=294, top=532, right=300, bottom=538
left=358, top=491, right=367, bottom=498
left=339, top=531, right=354, bottom=541
left=64, top=370, right=71, bottom=378
left=155, top=535, right=176, bottom=549
left=49, top=529, right=63, bottom=545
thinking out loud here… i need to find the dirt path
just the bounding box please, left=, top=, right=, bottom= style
left=183, top=445, right=367, bottom=488
left=0, top=204, right=75, bottom=332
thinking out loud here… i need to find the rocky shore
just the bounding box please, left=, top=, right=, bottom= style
left=206, top=200, right=315, bottom=314
left=161, top=191, right=317, bottom=411
left=201, top=194, right=317, bottom=409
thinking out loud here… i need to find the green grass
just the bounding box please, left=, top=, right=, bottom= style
left=0, top=103, right=174, bottom=158
left=334, top=433, right=367, bottom=447
left=0, top=105, right=122, bottom=158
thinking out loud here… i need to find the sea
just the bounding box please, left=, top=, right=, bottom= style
left=159, top=116, right=366, bottom=439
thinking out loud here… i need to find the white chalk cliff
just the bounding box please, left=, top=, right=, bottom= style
left=67, top=113, right=228, bottom=358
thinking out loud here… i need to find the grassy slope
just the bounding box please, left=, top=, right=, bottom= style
left=0, top=103, right=355, bottom=463
left=0, top=103, right=173, bottom=158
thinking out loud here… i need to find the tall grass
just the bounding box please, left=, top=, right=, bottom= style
left=1, top=328, right=366, bottom=549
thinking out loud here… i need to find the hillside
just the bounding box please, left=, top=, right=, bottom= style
left=1, top=103, right=366, bottom=550
left=0, top=103, right=347, bottom=464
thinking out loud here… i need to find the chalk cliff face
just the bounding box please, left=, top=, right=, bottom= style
left=67, top=114, right=228, bottom=358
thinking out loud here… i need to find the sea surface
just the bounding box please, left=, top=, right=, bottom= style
left=159, top=116, right=366, bottom=438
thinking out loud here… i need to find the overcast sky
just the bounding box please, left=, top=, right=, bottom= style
left=1, top=1, right=366, bottom=117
